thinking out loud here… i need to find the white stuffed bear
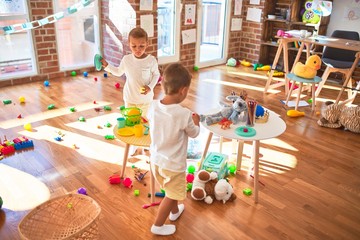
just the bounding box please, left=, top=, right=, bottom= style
left=200, top=97, right=248, bottom=125
left=191, top=170, right=237, bottom=204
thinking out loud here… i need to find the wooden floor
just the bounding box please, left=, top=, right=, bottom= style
left=0, top=65, right=359, bottom=240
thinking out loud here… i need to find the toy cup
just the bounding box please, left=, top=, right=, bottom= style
left=117, top=117, right=126, bottom=129
left=246, top=100, right=257, bottom=127
left=133, top=124, right=144, bottom=137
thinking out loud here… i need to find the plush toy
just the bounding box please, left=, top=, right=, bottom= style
left=200, top=96, right=247, bottom=125
left=317, top=101, right=360, bottom=133
left=293, top=55, right=322, bottom=79
left=191, top=170, right=237, bottom=204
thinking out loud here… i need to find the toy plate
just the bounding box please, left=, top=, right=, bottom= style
left=235, top=126, right=256, bottom=137
left=117, top=127, right=134, bottom=136
left=94, top=54, right=103, bottom=71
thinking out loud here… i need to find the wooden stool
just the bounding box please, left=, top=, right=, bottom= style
left=285, top=73, right=322, bottom=110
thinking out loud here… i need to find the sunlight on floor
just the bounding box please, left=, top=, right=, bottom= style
left=0, top=164, right=50, bottom=211
left=202, top=78, right=282, bottom=94
left=0, top=101, right=112, bottom=129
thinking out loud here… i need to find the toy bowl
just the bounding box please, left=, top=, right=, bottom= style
left=121, top=107, right=142, bottom=126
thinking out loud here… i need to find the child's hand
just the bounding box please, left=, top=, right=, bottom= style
left=141, top=85, right=151, bottom=95
left=101, top=58, right=108, bottom=68
left=192, top=113, right=200, bottom=126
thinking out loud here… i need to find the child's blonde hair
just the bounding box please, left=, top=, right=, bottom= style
left=129, top=27, right=148, bottom=41
left=162, top=63, right=192, bottom=95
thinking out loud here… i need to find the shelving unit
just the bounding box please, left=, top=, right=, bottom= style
left=259, top=0, right=331, bottom=67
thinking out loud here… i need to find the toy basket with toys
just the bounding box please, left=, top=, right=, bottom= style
left=120, top=106, right=142, bottom=126
left=18, top=194, right=101, bottom=240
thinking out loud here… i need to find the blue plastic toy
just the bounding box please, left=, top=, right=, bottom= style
left=44, top=80, right=50, bottom=87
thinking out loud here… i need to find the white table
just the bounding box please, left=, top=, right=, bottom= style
left=200, top=109, right=286, bottom=203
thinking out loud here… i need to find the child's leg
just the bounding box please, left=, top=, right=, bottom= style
left=151, top=196, right=177, bottom=235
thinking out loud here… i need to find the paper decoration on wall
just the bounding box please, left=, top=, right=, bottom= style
left=345, top=7, right=360, bottom=20
left=246, top=8, right=262, bottom=22
left=234, top=0, right=243, bottom=15
left=140, top=14, right=154, bottom=37
left=231, top=18, right=242, bottom=31
left=182, top=28, right=196, bottom=45
left=185, top=4, right=196, bottom=25
left=1, top=0, right=94, bottom=35
left=140, top=0, right=153, bottom=11
left=250, top=0, right=260, bottom=5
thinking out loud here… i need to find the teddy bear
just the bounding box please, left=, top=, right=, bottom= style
left=191, top=170, right=237, bottom=204
left=317, top=101, right=360, bottom=133
left=200, top=96, right=248, bottom=125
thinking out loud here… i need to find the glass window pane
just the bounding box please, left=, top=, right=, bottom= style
left=54, top=0, right=100, bottom=70
left=0, top=1, right=36, bottom=80
left=158, top=0, right=175, bottom=58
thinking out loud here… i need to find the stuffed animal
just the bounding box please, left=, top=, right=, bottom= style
left=317, top=101, right=360, bottom=133
left=294, top=55, right=322, bottom=79
left=191, top=170, right=237, bottom=204
left=200, top=96, right=247, bottom=125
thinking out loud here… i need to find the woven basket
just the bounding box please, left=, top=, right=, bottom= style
left=18, top=194, right=101, bottom=240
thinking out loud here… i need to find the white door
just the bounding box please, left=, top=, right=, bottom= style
left=195, top=0, right=231, bottom=69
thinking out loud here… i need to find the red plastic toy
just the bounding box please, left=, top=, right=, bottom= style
left=109, top=174, right=121, bottom=184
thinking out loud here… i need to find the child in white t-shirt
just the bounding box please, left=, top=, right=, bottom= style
left=101, top=27, right=160, bottom=118
left=147, top=63, right=200, bottom=236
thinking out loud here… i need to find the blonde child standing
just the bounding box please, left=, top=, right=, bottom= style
left=147, top=63, right=200, bottom=236
left=101, top=27, right=160, bottom=118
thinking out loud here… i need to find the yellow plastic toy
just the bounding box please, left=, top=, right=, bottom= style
left=287, top=110, right=305, bottom=117
left=256, top=65, right=271, bottom=71
left=240, top=59, right=252, bottom=67
left=267, top=70, right=285, bottom=77
left=293, top=55, right=322, bottom=79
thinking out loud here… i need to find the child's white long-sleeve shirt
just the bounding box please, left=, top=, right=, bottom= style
left=147, top=100, right=200, bottom=172
left=104, top=54, right=160, bottom=104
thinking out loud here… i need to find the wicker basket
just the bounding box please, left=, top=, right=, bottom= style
left=18, top=194, right=101, bottom=240
left=121, top=107, right=142, bottom=126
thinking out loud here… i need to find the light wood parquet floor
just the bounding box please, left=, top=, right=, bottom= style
left=0, top=65, right=359, bottom=240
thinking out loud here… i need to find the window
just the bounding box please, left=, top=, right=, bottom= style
left=54, top=0, right=100, bottom=70
left=0, top=0, right=37, bottom=80
left=157, top=0, right=180, bottom=64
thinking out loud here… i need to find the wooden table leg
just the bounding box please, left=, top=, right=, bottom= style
left=200, top=132, right=213, bottom=167
left=236, top=140, right=244, bottom=171
left=253, top=140, right=260, bottom=203
left=120, top=143, right=130, bottom=178
left=150, top=163, right=155, bottom=203
left=264, top=39, right=284, bottom=93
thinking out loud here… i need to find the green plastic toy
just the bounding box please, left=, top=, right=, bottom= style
left=0, top=196, right=3, bottom=208
left=3, top=99, right=12, bottom=105
left=47, top=104, right=55, bottom=110
left=104, top=135, right=115, bottom=140
left=243, top=188, right=252, bottom=196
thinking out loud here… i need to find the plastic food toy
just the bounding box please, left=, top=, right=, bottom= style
left=47, top=104, right=55, bottom=110
left=19, top=96, right=25, bottom=103
left=226, top=58, right=237, bottom=67
left=240, top=59, right=252, bottom=67
left=255, top=65, right=271, bottom=71
left=277, top=29, right=292, bottom=38
left=191, top=170, right=236, bottom=204
left=115, top=82, right=120, bottom=89
left=186, top=173, right=195, bottom=183
left=122, top=177, right=133, bottom=188
left=17, top=114, right=22, bottom=119
left=77, top=187, right=87, bottom=195
left=109, top=174, right=121, bottom=184
left=188, top=165, right=196, bottom=174
left=267, top=70, right=285, bottom=77
left=24, top=123, right=32, bottom=131
left=78, top=116, right=85, bottom=122
left=69, top=107, right=76, bottom=112
left=317, top=102, right=360, bottom=133
left=94, top=54, right=103, bottom=71
left=3, top=99, right=12, bottom=104
left=200, top=96, right=247, bottom=125
left=287, top=110, right=305, bottom=117
left=293, top=55, right=322, bottom=79
left=121, top=106, right=142, bottom=126
left=218, top=118, right=232, bottom=129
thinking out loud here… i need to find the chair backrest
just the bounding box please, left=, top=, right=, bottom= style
left=322, top=30, right=360, bottom=62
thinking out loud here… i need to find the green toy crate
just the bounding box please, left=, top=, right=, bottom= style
left=201, top=152, right=228, bottom=179
left=121, top=107, right=142, bottom=126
